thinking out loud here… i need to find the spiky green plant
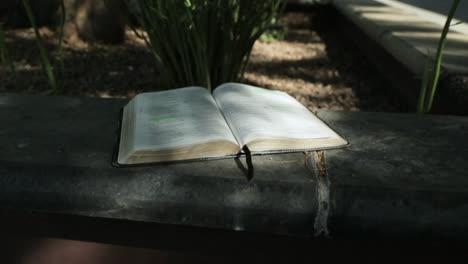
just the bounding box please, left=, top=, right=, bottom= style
left=0, top=21, right=16, bottom=77
left=23, top=0, right=57, bottom=92
left=57, top=0, right=66, bottom=71
left=417, top=0, right=460, bottom=113
left=133, top=0, right=284, bottom=92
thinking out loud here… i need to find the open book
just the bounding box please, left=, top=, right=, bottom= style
left=117, top=83, right=347, bottom=165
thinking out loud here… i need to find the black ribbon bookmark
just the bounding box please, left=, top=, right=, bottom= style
left=242, top=145, right=254, bottom=181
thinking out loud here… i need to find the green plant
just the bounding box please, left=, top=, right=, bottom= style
left=23, top=0, right=57, bottom=92
left=57, top=0, right=66, bottom=71
left=133, top=0, right=284, bottom=92
left=261, top=25, right=288, bottom=43
left=417, top=0, right=460, bottom=113
left=0, top=21, right=16, bottom=77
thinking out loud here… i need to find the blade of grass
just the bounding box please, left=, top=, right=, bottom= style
left=0, top=22, right=16, bottom=77
left=417, top=55, right=432, bottom=113
left=57, top=0, right=65, bottom=71
left=424, top=0, right=460, bottom=113
left=23, top=0, right=57, bottom=92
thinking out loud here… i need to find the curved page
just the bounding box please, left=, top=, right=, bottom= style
left=213, top=83, right=342, bottom=150
left=118, top=87, right=239, bottom=164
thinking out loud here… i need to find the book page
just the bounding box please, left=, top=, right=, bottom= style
left=131, top=87, right=239, bottom=152
left=213, top=83, right=338, bottom=147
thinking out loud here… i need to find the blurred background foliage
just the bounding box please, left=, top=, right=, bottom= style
left=1, top=0, right=284, bottom=92
left=131, top=0, right=284, bottom=91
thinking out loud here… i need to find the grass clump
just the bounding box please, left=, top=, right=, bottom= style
left=261, top=25, right=288, bottom=43
left=417, top=0, right=460, bottom=113
left=133, top=0, right=284, bottom=92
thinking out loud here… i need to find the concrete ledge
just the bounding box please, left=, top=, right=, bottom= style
left=318, top=110, right=468, bottom=240
left=332, top=0, right=468, bottom=114
left=1, top=94, right=468, bottom=245
left=373, top=0, right=468, bottom=35
left=333, top=0, right=468, bottom=75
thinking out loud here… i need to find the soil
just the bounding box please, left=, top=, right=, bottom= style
left=0, top=7, right=408, bottom=112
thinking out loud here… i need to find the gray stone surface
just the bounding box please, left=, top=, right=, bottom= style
left=393, top=0, right=468, bottom=22
left=333, top=0, right=468, bottom=114
left=1, top=94, right=468, bottom=241
left=333, top=0, right=468, bottom=75
left=0, top=93, right=318, bottom=236
left=317, top=110, right=468, bottom=240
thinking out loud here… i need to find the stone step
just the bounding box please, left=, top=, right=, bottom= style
left=332, top=0, right=468, bottom=114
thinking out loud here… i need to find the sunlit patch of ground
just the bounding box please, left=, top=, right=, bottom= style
left=0, top=10, right=406, bottom=112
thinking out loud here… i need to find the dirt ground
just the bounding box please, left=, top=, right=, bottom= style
left=0, top=8, right=407, bottom=112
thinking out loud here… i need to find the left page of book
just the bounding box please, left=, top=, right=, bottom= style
left=118, top=87, right=240, bottom=164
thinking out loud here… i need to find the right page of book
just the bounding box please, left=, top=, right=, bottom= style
left=213, top=83, right=348, bottom=152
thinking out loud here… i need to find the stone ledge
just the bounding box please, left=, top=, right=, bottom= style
left=1, top=93, right=468, bottom=243
left=332, top=0, right=468, bottom=114
left=333, top=0, right=468, bottom=75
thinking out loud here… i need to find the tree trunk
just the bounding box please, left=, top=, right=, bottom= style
left=1, top=0, right=127, bottom=44
left=63, top=0, right=127, bottom=44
